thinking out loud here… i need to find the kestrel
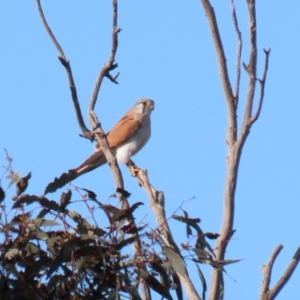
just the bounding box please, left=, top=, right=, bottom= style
left=45, top=98, right=154, bottom=194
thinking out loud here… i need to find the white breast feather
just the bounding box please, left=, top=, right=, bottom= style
left=115, top=115, right=151, bottom=164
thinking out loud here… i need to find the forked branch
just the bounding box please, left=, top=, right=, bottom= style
left=89, top=0, right=121, bottom=112
left=36, top=0, right=91, bottom=140
left=199, top=0, right=272, bottom=299
left=260, top=245, right=300, bottom=300
left=250, top=48, right=271, bottom=123
left=36, top=1, right=150, bottom=298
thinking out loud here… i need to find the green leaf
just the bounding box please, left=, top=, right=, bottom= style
left=31, top=218, right=60, bottom=227
left=115, top=236, right=137, bottom=250
left=94, top=227, right=106, bottom=237
left=195, top=262, right=207, bottom=300
left=5, top=248, right=19, bottom=259
left=163, top=246, right=186, bottom=276
left=68, top=210, right=93, bottom=234
left=47, top=236, right=63, bottom=255
left=24, top=242, right=40, bottom=256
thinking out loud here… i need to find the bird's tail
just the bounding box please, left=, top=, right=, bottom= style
left=44, top=150, right=107, bottom=194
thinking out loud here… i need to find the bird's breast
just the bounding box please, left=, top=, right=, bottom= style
left=115, top=117, right=151, bottom=164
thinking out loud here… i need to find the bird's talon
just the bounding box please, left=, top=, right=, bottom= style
left=129, top=165, right=140, bottom=177
left=127, top=160, right=140, bottom=177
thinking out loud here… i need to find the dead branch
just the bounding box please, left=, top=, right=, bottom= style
left=230, top=0, right=242, bottom=106
left=36, top=0, right=150, bottom=298
left=89, top=0, right=120, bottom=112
left=133, top=166, right=202, bottom=300
left=36, top=0, right=91, bottom=140
left=250, top=48, right=271, bottom=123
left=200, top=0, right=236, bottom=145
left=199, top=0, right=272, bottom=299
left=260, top=245, right=300, bottom=300
left=86, top=1, right=150, bottom=298
left=241, top=0, right=257, bottom=122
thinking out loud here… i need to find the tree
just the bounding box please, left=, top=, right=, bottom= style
left=0, top=1, right=299, bottom=299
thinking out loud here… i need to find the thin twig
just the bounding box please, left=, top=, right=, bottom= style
left=89, top=0, right=121, bottom=112
left=35, top=0, right=91, bottom=138
left=230, top=0, right=242, bottom=107
left=35, top=0, right=65, bottom=58
left=240, top=0, right=257, bottom=124
left=250, top=48, right=271, bottom=123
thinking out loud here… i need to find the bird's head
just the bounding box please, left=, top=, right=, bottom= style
left=133, top=98, right=155, bottom=117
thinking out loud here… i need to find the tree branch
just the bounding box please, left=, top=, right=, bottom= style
left=260, top=244, right=283, bottom=297
left=260, top=245, right=300, bottom=300
left=133, top=167, right=202, bottom=300
left=199, top=1, right=271, bottom=299
left=86, top=2, right=150, bottom=299
left=36, top=1, right=150, bottom=298
left=250, top=48, right=271, bottom=123
left=200, top=0, right=236, bottom=144
left=89, top=0, right=120, bottom=112
left=241, top=0, right=257, bottom=122
left=230, top=0, right=242, bottom=107
left=35, top=0, right=91, bottom=139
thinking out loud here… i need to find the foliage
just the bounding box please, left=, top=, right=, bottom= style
left=0, top=152, right=224, bottom=300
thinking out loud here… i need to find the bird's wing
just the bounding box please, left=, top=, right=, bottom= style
left=95, top=112, right=141, bottom=151
left=76, top=112, right=141, bottom=174
left=44, top=112, right=142, bottom=194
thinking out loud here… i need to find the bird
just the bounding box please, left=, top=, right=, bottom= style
left=44, top=98, right=154, bottom=194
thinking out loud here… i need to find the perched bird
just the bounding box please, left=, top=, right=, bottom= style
left=45, top=98, right=154, bottom=194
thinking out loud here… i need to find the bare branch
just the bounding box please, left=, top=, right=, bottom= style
left=240, top=0, right=257, bottom=128
left=35, top=0, right=65, bottom=58
left=199, top=1, right=271, bottom=299
left=87, top=1, right=123, bottom=204
left=37, top=1, right=149, bottom=297
left=200, top=0, right=236, bottom=144
left=86, top=2, right=150, bottom=298
left=133, top=166, right=202, bottom=300
left=230, top=0, right=242, bottom=106
left=199, top=1, right=239, bottom=298
left=35, top=0, right=91, bottom=138
left=260, top=244, right=283, bottom=297
left=89, top=0, right=121, bottom=112
left=260, top=245, right=300, bottom=300
left=250, top=48, right=271, bottom=123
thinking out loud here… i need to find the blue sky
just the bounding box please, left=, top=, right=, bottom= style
left=1, top=1, right=300, bottom=299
